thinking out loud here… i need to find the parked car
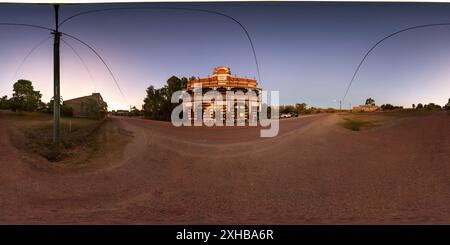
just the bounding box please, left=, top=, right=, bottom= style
left=280, top=113, right=292, bottom=118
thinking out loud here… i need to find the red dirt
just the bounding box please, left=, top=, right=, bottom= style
left=0, top=111, right=449, bottom=224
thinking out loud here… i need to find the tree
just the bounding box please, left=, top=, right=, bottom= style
left=365, top=98, right=375, bottom=106
left=0, top=95, right=9, bottom=110
left=9, top=80, right=42, bottom=112
left=416, top=103, right=424, bottom=109
left=143, top=76, right=189, bottom=121
left=129, top=106, right=142, bottom=117
left=412, top=104, right=416, bottom=109
left=426, top=103, right=441, bottom=110
left=445, top=98, right=450, bottom=110
left=280, top=105, right=295, bottom=114
left=166, top=76, right=184, bottom=96
left=84, top=98, right=107, bottom=119
left=295, top=103, right=307, bottom=114
left=381, top=104, right=403, bottom=110
left=381, top=104, right=394, bottom=110
left=143, top=85, right=165, bottom=119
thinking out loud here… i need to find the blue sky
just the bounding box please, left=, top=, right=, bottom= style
left=0, top=2, right=449, bottom=110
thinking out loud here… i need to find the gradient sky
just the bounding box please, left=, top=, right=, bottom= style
left=1, top=2, right=450, bottom=110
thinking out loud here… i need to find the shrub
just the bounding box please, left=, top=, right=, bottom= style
left=61, top=104, right=74, bottom=117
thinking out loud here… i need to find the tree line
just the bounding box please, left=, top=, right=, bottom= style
left=1, top=79, right=106, bottom=118
left=359, top=98, right=448, bottom=111
left=3, top=78, right=448, bottom=121
left=412, top=103, right=444, bottom=110
left=0, top=79, right=73, bottom=116
left=279, top=103, right=340, bottom=115
left=0, top=79, right=44, bottom=112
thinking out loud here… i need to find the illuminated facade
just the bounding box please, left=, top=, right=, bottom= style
left=184, top=67, right=262, bottom=122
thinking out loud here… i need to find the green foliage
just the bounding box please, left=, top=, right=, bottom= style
left=84, top=98, right=108, bottom=119
left=365, top=98, right=375, bottom=106
left=0, top=95, right=9, bottom=109
left=279, top=105, right=295, bottom=114
left=46, top=97, right=63, bottom=113
left=279, top=102, right=338, bottom=116
left=424, top=103, right=442, bottom=110
left=415, top=102, right=443, bottom=110
left=61, top=104, right=74, bottom=117
left=295, top=103, right=307, bottom=114
left=129, top=106, right=142, bottom=117
left=380, top=104, right=403, bottom=110
left=46, top=97, right=74, bottom=117
left=143, top=76, right=188, bottom=121
left=9, top=80, right=42, bottom=112
left=381, top=104, right=394, bottom=110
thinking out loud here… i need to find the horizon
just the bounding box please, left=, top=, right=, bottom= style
left=1, top=2, right=450, bottom=110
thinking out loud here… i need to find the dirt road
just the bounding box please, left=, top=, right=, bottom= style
left=0, top=112, right=449, bottom=224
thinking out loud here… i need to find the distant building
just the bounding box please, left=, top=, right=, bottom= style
left=184, top=66, right=261, bottom=121
left=112, top=110, right=130, bottom=116
left=352, top=105, right=380, bottom=112
left=64, top=93, right=107, bottom=118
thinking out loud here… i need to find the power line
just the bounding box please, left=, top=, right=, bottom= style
left=61, top=38, right=97, bottom=92
left=343, top=22, right=450, bottom=102
left=0, top=22, right=53, bottom=32
left=0, top=20, right=127, bottom=105
left=61, top=31, right=128, bottom=105
left=58, top=7, right=262, bottom=84
left=12, top=35, right=53, bottom=81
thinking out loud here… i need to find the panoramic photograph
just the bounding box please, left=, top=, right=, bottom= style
left=0, top=1, right=449, bottom=234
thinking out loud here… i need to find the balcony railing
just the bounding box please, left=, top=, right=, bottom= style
left=187, top=81, right=258, bottom=90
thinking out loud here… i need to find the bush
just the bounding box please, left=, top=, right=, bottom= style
left=425, top=103, right=441, bottom=110
left=381, top=104, right=403, bottom=110
left=0, top=95, right=9, bottom=109
left=381, top=104, right=395, bottom=110
left=61, top=104, right=73, bottom=117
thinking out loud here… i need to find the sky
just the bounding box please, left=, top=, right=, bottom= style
left=0, top=2, right=449, bottom=110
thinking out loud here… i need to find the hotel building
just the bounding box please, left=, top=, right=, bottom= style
left=184, top=67, right=262, bottom=123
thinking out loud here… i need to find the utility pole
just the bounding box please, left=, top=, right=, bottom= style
left=339, top=100, right=342, bottom=111
left=52, top=5, right=61, bottom=145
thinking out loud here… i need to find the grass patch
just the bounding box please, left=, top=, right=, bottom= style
left=338, top=110, right=436, bottom=131
left=340, top=118, right=379, bottom=131
left=380, top=109, right=432, bottom=118
left=5, top=111, right=105, bottom=162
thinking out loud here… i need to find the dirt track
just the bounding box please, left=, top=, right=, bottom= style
left=0, top=112, right=449, bottom=224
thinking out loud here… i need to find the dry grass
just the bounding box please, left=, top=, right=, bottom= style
left=340, top=117, right=379, bottom=131
left=339, top=110, right=432, bottom=131
left=4, top=111, right=119, bottom=162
